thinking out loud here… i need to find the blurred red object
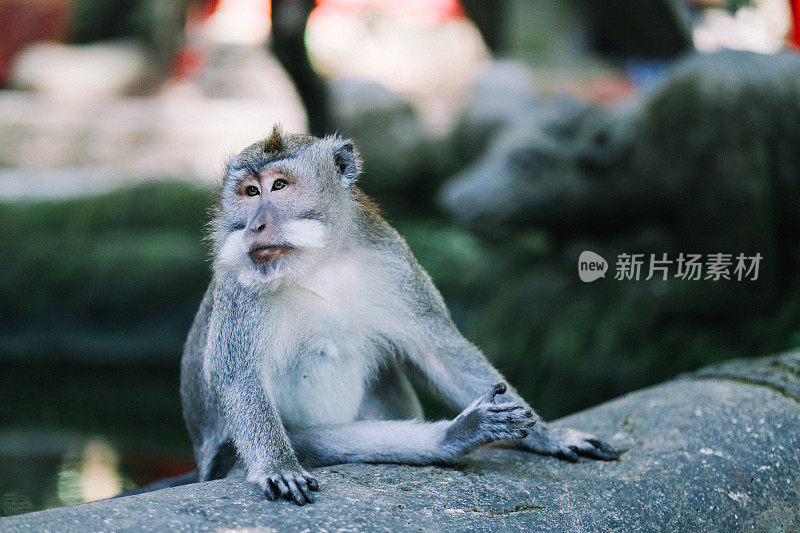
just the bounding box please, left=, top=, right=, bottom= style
left=125, top=455, right=196, bottom=487
left=790, top=0, right=799, bottom=48
left=0, top=0, right=70, bottom=86
left=312, top=0, right=463, bottom=23
left=173, top=46, right=206, bottom=79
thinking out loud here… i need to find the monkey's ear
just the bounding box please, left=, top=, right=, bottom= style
left=333, top=141, right=360, bottom=187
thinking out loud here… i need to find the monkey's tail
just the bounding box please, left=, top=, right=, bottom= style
left=114, top=471, right=199, bottom=498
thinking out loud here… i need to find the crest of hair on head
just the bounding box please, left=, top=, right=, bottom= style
left=264, top=125, right=285, bottom=153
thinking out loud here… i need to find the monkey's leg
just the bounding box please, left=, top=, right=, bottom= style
left=289, top=383, right=532, bottom=468
left=196, top=439, right=237, bottom=481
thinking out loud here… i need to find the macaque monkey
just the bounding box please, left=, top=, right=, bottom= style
left=181, top=127, right=618, bottom=505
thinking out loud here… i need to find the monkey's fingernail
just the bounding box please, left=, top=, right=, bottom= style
left=524, top=410, right=533, bottom=418
left=492, top=382, right=507, bottom=395
left=519, top=429, right=528, bottom=438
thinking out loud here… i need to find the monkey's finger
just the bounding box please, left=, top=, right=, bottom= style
left=305, top=476, right=320, bottom=491
left=489, top=382, right=507, bottom=401
left=285, top=478, right=309, bottom=506
left=271, top=476, right=291, bottom=499
left=263, top=482, right=279, bottom=501
left=488, top=403, right=525, bottom=413
left=293, top=475, right=315, bottom=503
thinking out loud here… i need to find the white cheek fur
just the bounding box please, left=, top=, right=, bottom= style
left=216, top=230, right=248, bottom=271
left=282, top=219, right=328, bottom=249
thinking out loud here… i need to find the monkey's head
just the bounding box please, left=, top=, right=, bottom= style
left=211, top=126, right=362, bottom=286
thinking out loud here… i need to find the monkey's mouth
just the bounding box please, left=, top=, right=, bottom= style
left=248, top=244, right=294, bottom=263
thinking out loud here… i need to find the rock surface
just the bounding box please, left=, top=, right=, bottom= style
left=3, top=352, right=799, bottom=531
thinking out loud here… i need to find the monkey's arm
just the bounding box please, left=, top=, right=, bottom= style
left=205, top=290, right=319, bottom=505
left=393, top=250, right=618, bottom=462
left=290, top=383, right=531, bottom=467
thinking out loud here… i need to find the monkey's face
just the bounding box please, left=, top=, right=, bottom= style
left=212, top=131, right=361, bottom=286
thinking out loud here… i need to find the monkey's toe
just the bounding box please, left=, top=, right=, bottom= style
left=483, top=402, right=535, bottom=441
left=526, top=426, right=620, bottom=462
left=583, top=438, right=620, bottom=461
left=554, top=447, right=580, bottom=462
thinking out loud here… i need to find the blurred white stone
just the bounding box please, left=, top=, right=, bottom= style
left=203, top=0, right=270, bottom=45
left=10, top=40, right=153, bottom=99
left=693, top=0, right=791, bottom=54
left=307, top=9, right=488, bottom=133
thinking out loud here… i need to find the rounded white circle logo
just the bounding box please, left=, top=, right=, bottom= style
left=578, top=251, right=608, bottom=282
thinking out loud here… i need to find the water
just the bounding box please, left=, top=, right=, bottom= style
left=0, top=362, right=194, bottom=517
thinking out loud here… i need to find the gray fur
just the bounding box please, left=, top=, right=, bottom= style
left=181, top=130, right=618, bottom=506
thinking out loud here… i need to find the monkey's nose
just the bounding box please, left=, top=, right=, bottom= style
left=247, top=203, right=275, bottom=237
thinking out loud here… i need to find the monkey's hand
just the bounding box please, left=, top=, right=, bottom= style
left=442, top=382, right=535, bottom=459
left=521, top=425, right=619, bottom=462
left=248, top=466, right=319, bottom=506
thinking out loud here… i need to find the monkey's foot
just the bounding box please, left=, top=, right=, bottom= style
left=523, top=426, right=619, bottom=462
left=443, top=382, right=535, bottom=458
left=249, top=468, right=319, bottom=506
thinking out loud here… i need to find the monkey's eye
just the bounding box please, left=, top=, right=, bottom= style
left=272, top=179, right=288, bottom=191
left=245, top=185, right=260, bottom=196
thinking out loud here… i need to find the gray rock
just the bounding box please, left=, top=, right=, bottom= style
left=441, top=50, right=800, bottom=239
left=4, top=352, right=799, bottom=531
left=330, top=79, right=431, bottom=193
left=452, top=60, right=541, bottom=160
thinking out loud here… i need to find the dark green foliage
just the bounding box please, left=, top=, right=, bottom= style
left=67, top=0, right=189, bottom=69
left=0, top=361, right=187, bottom=453
left=70, top=0, right=144, bottom=43
left=0, top=181, right=213, bottom=363
left=726, top=0, right=754, bottom=12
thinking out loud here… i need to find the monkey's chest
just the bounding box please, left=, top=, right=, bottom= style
left=264, top=257, right=395, bottom=429
left=270, top=339, right=373, bottom=430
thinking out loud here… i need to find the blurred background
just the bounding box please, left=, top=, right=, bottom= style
left=1, top=0, right=799, bottom=517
